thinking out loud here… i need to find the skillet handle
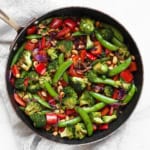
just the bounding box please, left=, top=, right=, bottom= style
left=0, top=9, right=21, bottom=32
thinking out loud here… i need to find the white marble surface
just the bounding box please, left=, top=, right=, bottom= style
left=0, top=0, right=150, bottom=150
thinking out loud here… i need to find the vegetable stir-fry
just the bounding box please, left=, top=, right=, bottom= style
left=9, top=17, right=137, bottom=139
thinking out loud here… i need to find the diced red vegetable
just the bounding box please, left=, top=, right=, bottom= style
left=27, top=26, right=37, bottom=35
left=120, top=69, right=133, bottom=83
left=50, top=18, right=63, bottom=29
left=48, top=98, right=56, bottom=107
left=112, top=89, right=120, bottom=99
left=99, top=124, right=109, bottom=130
left=65, top=109, right=76, bottom=116
left=101, top=107, right=110, bottom=116
left=91, top=41, right=102, bottom=55
left=11, top=65, right=20, bottom=78
left=41, top=37, right=46, bottom=49
left=24, top=41, right=36, bottom=51
left=80, top=50, right=87, bottom=62
left=68, top=65, right=83, bottom=77
left=46, top=113, right=58, bottom=125
left=64, top=18, right=76, bottom=30
left=129, top=61, right=137, bottom=72
left=93, top=124, right=98, bottom=131
left=109, top=106, right=114, bottom=116
left=14, top=93, right=26, bottom=107
left=56, top=27, right=70, bottom=38
left=57, top=113, right=66, bottom=120
left=34, top=63, right=46, bottom=75
left=24, top=78, right=29, bottom=87
left=86, top=52, right=97, bottom=60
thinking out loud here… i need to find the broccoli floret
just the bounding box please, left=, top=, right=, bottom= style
left=89, top=112, right=104, bottom=124
left=63, top=86, right=78, bottom=109
left=102, top=115, right=117, bottom=123
left=93, top=62, right=108, bottom=74
left=30, top=112, right=46, bottom=128
left=75, top=123, right=87, bottom=139
left=47, top=47, right=58, bottom=60
left=70, top=77, right=88, bottom=93
left=86, top=70, right=99, bottom=83
left=79, top=91, right=95, bottom=106
left=104, top=86, right=113, bottom=97
left=15, top=78, right=26, bottom=91
left=19, top=51, right=32, bottom=71
left=60, top=126, right=74, bottom=139
left=20, top=71, right=28, bottom=78
left=86, top=35, right=94, bottom=49
left=47, top=59, right=58, bottom=72
left=39, top=73, right=52, bottom=88
left=25, top=101, right=42, bottom=116
left=118, top=47, right=130, bottom=59
left=80, top=18, right=95, bottom=34
left=100, top=28, right=114, bottom=41
left=28, top=71, right=39, bottom=81
left=27, top=83, right=41, bottom=93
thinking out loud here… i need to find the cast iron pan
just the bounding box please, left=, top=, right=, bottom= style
left=0, top=7, right=143, bottom=145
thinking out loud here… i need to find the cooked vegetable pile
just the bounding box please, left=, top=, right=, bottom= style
left=9, top=17, right=137, bottom=139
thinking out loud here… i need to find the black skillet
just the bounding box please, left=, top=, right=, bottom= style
left=0, top=7, right=143, bottom=145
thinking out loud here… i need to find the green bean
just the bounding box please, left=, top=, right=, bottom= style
left=123, top=84, right=137, bottom=104
left=102, top=23, right=124, bottom=42
left=76, top=107, right=93, bottom=136
left=53, top=60, right=73, bottom=84
left=26, top=34, right=42, bottom=39
left=89, top=92, right=118, bottom=104
left=83, top=102, right=105, bottom=113
left=11, top=43, right=25, bottom=67
left=33, top=94, right=53, bottom=109
left=95, top=30, right=118, bottom=51
left=58, top=117, right=81, bottom=127
left=108, top=57, right=131, bottom=77
left=72, top=31, right=87, bottom=36
left=43, top=81, right=58, bottom=97
left=112, top=37, right=126, bottom=47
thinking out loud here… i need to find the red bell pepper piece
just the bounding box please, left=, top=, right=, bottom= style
left=109, top=106, right=114, bottom=116
left=99, top=124, right=109, bottom=130
left=80, top=50, right=87, bottom=62
left=64, top=18, right=76, bottom=30
left=14, top=93, right=26, bottom=107
left=86, top=52, right=97, bottom=60
left=120, top=69, right=133, bottom=83
left=56, top=27, right=70, bottom=38
left=41, top=37, right=46, bottom=49
left=68, top=65, right=83, bottom=77
left=46, top=113, right=58, bottom=125
left=65, top=109, right=76, bottom=116
left=50, top=18, right=63, bottom=29
left=24, top=41, right=36, bottom=51
left=34, top=63, right=46, bottom=75
left=112, top=89, right=120, bottom=99
left=91, top=41, right=102, bottom=55
left=101, top=107, right=110, bottom=116
left=59, top=80, right=68, bottom=87
left=27, top=26, right=37, bottom=35
left=11, top=65, right=20, bottom=78
left=129, top=61, right=137, bottom=72
left=24, top=78, right=29, bottom=87
left=57, top=113, right=66, bottom=120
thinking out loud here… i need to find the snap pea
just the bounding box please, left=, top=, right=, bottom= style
left=43, top=81, right=58, bottom=98
left=58, top=117, right=81, bottom=127
left=75, top=107, right=93, bottom=136
left=11, top=43, right=25, bottom=67
left=58, top=102, right=105, bottom=127
left=95, top=30, right=118, bottom=51
left=53, top=60, right=73, bottom=84
left=102, top=23, right=124, bottom=42
left=26, top=34, right=42, bottom=39
left=108, top=57, right=131, bottom=77
left=89, top=92, right=118, bottom=104
left=33, top=94, right=53, bottom=109
left=122, top=84, right=137, bottom=104
left=112, top=37, right=126, bottom=47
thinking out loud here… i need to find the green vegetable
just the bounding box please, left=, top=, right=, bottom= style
left=75, top=107, right=93, bottom=136
left=63, top=86, right=78, bottom=109
left=89, top=112, right=104, bottom=124
left=86, top=35, right=94, bottom=49
left=102, top=23, right=124, bottom=42
left=30, top=112, right=46, bottom=128
left=75, top=123, right=87, bottom=139
left=123, top=84, right=137, bottom=104
left=41, top=18, right=52, bottom=25
left=26, top=34, right=42, bottom=39
left=89, top=92, right=118, bottom=104
left=39, top=73, right=52, bottom=88
left=112, top=37, right=126, bottom=47
left=25, top=101, right=42, bottom=116
left=27, top=83, right=41, bottom=93
left=69, top=77, right=88, bottom=93
left=53, top=60, right=73, bottom=84
left=102, top=115, right=117, bottom=123
left=18, top=51, right=32, bottom=71
left=28, top=71, right=39, bottom=80
left=100, top=28, right=114, bottom=41
left=104, top=86, right=114, bottom=97
left=15, top=78, right=26, bottom=91
left=11, top=43, right=25, bottom=67
left=47, top=59, right=58, bottom=72
left=79, top=91, right=95, bottom=106
left=72, top=31, right=86, bottom=36
left=33, top=94, right=53, bottom=109
left=118, top=47, right=130, bottom=59
left=93, top=62, right=108, bottom=74
left=47, top=47, right=58, bottom=60
left=95, top=30, right=118, bottom=51
left=108, top=57, right=131, bottom=77
left=80, top=18, right=95, bottom=34
left=60, top=126, right=74, bottom=139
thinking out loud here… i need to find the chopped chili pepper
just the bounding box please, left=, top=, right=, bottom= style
left=65, top=109, right=76, bottom=116
left=129, top=61, right=137, bottom=72
left=99, top=124, right=109, bottom=130
left=14, top=93, right=26, bottom=107
left=112, top=89, right=120, bottom=99
left=56, top=27, right=71, bottom=38
left=86, top=52, right=97, bottom=60
left=120, top=69, right=133, bottom=83
left=57, top=114, right=66, bottom=120
left=64, top=18, right=76, bottom=30
left=24, top=41, right=36, bottom=51
left=68, top=65, right=83, bottom=77
left=35, top=63, right=46, bottom=75
left=101, top=107, right=110, bottom=116
left=27, top=26, right=37, bottom=35
left=50, top=18, right=63, bottom=29
left=109, top=106, right=114, bottom=115
left=80, top=50, right=87, bottom=62
left=41, top=36, right=46, bottom=49
left=91, top=41, right=102, bottom=55
left=24, top=78, right=29, bottom=87
left=11, top=65, right=20, bottom=78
